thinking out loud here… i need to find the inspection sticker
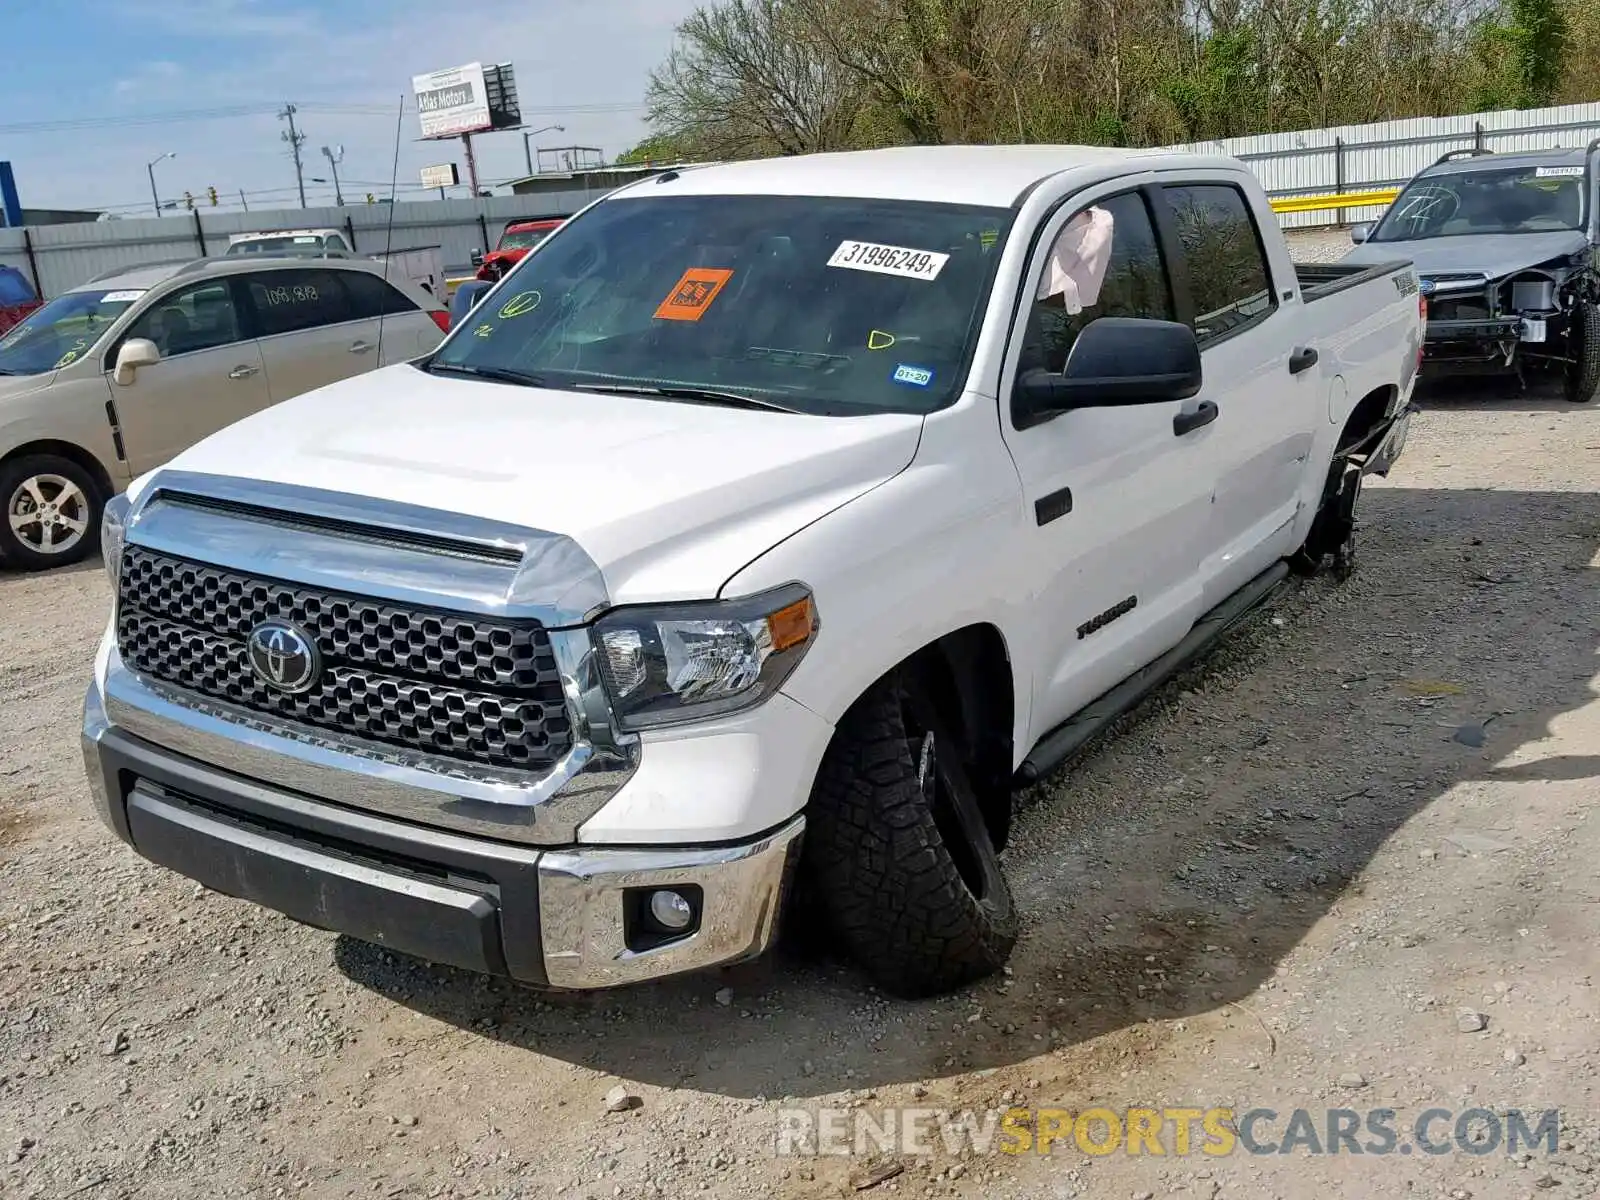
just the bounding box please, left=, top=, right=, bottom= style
left=892, top=363, right=934, bottom=387
left=1535, top=166, right=1584, bottom=178
left=100, top=290, right=146, bottom=303
left=828, top=241, right=949, bottom=281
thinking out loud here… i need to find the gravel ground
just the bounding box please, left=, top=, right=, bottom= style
left=1, top=376, right=1597, bottom=1200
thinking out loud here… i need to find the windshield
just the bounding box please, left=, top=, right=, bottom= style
left=0, top=288, right=142, bottom=375
left=499, top=226, right=556, bottom=251
left=1371, top=164, right=1588, bottom=241
left=429, top=194, right=1012, bottom=415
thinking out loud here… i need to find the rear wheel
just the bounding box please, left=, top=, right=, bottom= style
left=804, top=671, right=1018, bottom=998
left=0, top=454, right=102, bottom=571
left=1289, top=458, right=1363, bottom=580
left=1563, top=301, right=1600, bottom=403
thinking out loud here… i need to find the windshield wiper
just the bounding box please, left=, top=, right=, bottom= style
left=425, top=361, right=549, bottom=387
left=573, top=382, right=802, bottom=414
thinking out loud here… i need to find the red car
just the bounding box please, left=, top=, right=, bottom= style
left=471, top=217, right=564, bottom=282
left=0, top=265, right=41, bottom=336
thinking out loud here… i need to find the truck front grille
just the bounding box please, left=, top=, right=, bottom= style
left=115, top=546, right=573, bottom=773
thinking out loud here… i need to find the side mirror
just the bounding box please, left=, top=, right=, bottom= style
left=447, top=280, right=494, bottom=328
left=1013, top=317, right=1202, bottom=429
left=113, top=338, right=160, bottom=386
left=469, top=248, right=484, bottom=267
left=1349, top=222, right=1373, bottom=244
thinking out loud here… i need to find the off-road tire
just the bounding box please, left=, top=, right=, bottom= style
left=1564, top=301, right=1600, bottom=404
left=804, top=672, right=1018, bottom=998
left=0, top=454, right=102, bottom=572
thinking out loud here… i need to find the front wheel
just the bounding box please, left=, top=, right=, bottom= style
left=1564, top=302, right=1600, bottom=403
left=0, top=454, right=103, bottom=571
left=804, top=672, right=1018, bottom=998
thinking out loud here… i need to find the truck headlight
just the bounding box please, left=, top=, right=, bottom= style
left=101, top=493, right=131, bottom=590
left=592, top=584, right=819, bottom=731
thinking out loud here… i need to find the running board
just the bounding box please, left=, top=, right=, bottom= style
left=1014, top=561, right=1292, bottom=785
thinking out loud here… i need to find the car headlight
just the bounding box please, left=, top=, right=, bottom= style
left=592, top=584, right=819, bottom=731
left=101, top=493, right=131, bottom=590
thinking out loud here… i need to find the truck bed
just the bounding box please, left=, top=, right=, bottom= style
left=1295, top=260, right=1413, bottom=302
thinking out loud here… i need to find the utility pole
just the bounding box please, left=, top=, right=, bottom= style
left=279, top=103, right=308, bottom=208
left=239, top=189, right=249, bottom=212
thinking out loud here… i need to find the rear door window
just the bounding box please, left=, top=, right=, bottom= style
left=244, top=269, right=355, bottom=337
left=1160, top=184, right=1276, bottom=344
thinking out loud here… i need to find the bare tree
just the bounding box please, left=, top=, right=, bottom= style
left=646, top=0, right=866, bottom=158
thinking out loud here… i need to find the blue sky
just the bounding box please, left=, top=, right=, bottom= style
left=2, top=0, right=698, bottom=215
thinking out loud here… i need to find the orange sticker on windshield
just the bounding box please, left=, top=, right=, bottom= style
left=654, top=268, right=733, bottom=321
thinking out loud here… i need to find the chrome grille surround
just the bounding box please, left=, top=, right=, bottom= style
left=102, top=469, right=637, bottom=847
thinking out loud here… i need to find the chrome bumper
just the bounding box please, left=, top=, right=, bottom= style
left=84, top=678, right=804, bottom=990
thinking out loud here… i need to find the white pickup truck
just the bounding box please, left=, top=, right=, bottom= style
left=82, top=146, right=1421, bottom=998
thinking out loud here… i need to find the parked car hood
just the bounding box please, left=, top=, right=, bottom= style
left=150, top=364, right=925, bottom=606
left=0, top=372, right=55, bottom=404
left=1343, top=230, right=1589, bottom=280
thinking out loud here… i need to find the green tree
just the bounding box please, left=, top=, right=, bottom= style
left=615, top=134, right=693, bottom=165
left=1470, top=0, right=1569, bottom=110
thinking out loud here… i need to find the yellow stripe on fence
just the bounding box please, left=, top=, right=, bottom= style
left=1269, top=188, right=1400, bottom=214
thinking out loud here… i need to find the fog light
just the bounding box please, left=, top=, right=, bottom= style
left=649, top=890, right=694, bottom=932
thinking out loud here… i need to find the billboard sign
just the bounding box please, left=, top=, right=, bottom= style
left=420, top=163, right=460, bottom=189
left=413, top=64, right=491, bottom=139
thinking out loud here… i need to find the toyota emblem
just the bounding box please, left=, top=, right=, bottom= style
left=246, top=619, right=320, bottom=694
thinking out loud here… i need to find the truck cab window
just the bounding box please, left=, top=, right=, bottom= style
left=1161, top=184, right=1275, bottom=343
left=1021, top=190, right=1175, bottom=374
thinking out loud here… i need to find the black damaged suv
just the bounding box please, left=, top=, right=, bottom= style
left=1342, top=141, right=1600, bottom=402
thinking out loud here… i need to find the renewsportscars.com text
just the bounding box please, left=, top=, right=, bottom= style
left=774, top=1106, right=1562, bottom=1159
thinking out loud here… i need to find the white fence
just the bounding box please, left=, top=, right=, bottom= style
left=1168, top=99, right=1600, bottom=229
left=7, top=100, right=1600, bottom=299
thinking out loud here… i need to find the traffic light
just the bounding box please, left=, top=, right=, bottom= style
left=207, top=186, right=218, bottom=206
left=365, top=192, right=375, bottom=204
left=183, top=190, right=194, bottom=210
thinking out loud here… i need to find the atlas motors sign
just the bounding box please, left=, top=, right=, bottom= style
left=413, top=63, right=491, bottom=139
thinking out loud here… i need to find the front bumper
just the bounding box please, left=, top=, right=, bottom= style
left=83, top=678, right=804, bottom=990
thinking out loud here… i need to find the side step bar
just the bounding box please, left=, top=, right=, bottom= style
left=1015, top=561, right=1292, bottom=785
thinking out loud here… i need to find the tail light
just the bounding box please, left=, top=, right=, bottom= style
left=429, top=310, right=451, bottom=333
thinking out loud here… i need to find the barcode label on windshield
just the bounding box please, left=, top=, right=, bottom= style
left=101, top=290, right=146, bottom=303
left=828, top=241, right=949, bottom=281
left=1536, top=166, right=1584, bottom=178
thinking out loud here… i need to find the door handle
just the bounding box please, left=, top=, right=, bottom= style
left=1289, top=346, right=1319, bottom=374
left=227, top=364, right=259, bottom=379
left=1173, top=400, right=1219, bottom=437
left=348, top=340, right=373, bottom=354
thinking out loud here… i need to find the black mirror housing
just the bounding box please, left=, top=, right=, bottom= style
left=1013, top=317, right=1203, bottom=428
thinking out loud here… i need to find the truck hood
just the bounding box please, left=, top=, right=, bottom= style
left=158, top=364, right=924, bottom=605
left=1342, top=230, right=1588, bottom=280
